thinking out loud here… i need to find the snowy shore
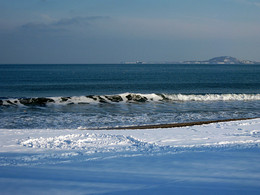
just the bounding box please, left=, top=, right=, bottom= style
left=1, top=118, right=260, bottom=194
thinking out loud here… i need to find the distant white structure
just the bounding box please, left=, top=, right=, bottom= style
left=123, top=61, right=144, bottom=64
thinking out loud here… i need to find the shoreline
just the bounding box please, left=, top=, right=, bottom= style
left=102, top=117, right=258, bottom=130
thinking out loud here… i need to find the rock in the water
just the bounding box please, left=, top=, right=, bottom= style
left=86, top=95, right=97, bottom=101
left=105, top=95, right=123, bottom=102
left=126, top=94, right=148, bottom=102
left=6, top=100, right=15, bottom=105
left=61, top=97, right=70, bottom=102
left=158, top=94, right=169, bottom=101
left=0, top=100, right=3, bottom=105
left=20, top=98, right=54, bottom=106
left=98, top=96, right=107, bottom=103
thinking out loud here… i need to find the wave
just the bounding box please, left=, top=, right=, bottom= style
left=1, top=93, right=260, bottom=106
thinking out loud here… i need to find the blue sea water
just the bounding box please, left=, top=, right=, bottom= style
left=0, top=64, right=259, bottom=129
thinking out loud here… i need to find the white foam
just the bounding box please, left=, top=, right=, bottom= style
left=51, top=96, right=97, bottom=105
left=165, top=94, right=260, bottom=101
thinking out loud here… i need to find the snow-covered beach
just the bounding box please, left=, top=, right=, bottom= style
left=1, top=0, right=260, bottom=193
left=1, top=118, right=260, bottom=194
left=1, top=64, right=260, bottom=194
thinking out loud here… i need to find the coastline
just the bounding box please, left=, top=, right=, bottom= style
left=1, top=118, right=260, bottom=194
left=105, top=117, right=258, bottom=130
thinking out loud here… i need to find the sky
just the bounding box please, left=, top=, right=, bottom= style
left=0, top=0, right=260, bottom=64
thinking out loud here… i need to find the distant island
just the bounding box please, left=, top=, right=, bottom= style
left=180, top=56, right=259, bottom=65
left=122, top=56, right=260, bottom=65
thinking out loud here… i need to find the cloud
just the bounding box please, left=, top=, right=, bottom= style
left=248, top=0, right=260, bottom=6
left=20, top=16, right=109, bottom=32
left=54, top=16, right=108, bottom=26
left=111, top=17, right=260, bottom=40
left=235, top=0, right=260, bottom=7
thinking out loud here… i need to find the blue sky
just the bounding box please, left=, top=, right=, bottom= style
left=0, top=0, right=260, bottom=63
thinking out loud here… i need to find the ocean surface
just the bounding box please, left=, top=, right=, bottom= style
left=0, top=64, right=259, bottom=129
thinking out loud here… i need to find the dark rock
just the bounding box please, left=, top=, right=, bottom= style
left=61, top=97, right=70, bottom=102
left=126, top=95, right=132, bottom=101
left=7, top=100, right=15, bottom=105
left=19, top=99, right=30, bottom=105
left=105, top=95, right=123, bottom=102
left=158, top=94, right=169, bottom=101
left=20, top=98, right=54, bottom=106
left=86, top=95, right=97, bottom=101
left=0, top=100, right=3, bottom=105
left=98, top=96, right=107, bottom=103
left=126, top=94, right=147, bottom=102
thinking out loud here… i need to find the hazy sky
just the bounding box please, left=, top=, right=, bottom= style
left=1, top=0, right=260, bottom=63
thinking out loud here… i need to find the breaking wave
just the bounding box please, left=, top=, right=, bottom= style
left=1, top=93, right=260, bottom=106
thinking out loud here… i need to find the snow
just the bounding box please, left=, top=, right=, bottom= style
left=2, top=118, right=259, bottom=154
left=1, top=118, right=260, bottom=194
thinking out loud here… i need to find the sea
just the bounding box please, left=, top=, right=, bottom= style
left=0, top=64, right=259, bottom=130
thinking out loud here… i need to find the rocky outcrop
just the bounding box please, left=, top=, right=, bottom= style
left=86, top=95, right=98, bottom=101
left=126, top=94, right=148, bottom=102
left=61, top=97, right=71, bottom=102
left=105, top=95, right=123, bottom=102
left=19, top=98, right=54, bottom=106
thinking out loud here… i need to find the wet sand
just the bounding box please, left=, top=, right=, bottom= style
left=105, top=118, right=258, bottom=130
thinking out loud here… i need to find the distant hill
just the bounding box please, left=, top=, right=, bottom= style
left=122, top=56, right=259, bottom=64
left=182, top=56, right=259, bottom=65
